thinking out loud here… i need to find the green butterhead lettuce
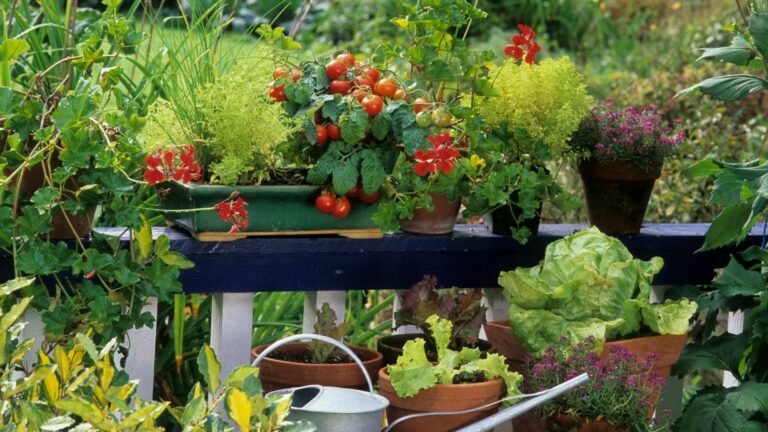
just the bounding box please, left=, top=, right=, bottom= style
left=499, top=227, right=696, bottom=356
left=388, top=316, right=523, bottom=399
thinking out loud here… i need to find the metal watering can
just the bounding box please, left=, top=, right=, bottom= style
left=253, top=334, right=389, bottom=432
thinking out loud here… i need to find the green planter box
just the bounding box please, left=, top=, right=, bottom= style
left=158, top=182, right=381, bottom=239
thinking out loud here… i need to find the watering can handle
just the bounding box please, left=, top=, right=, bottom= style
left=252, top=333, right=376, bottom=397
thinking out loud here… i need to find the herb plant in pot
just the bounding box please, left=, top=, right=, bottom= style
left=377, top=275, right=490, bottom=365
left=378, top=315, right=523, bottom=432
left=522, top=336, right=670, bottom=432
left=252, top=303, right=383, bottom=392
left=472, top=55, right=593, bottom=240
left=485, top=227, right=697, bottom=382
left=571, top=101, right=685, bottom=235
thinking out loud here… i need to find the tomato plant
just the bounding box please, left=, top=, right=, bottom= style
left=336, top=53, right=355, bottom=67
left=359, top=189, right=381, bottom=203
left=416, top=111, right=432, bottom=128
left=268, top=83, right=286, bottom=101
left=431, top=109, right=452, bottom=128
left=413, top=98, right=430, bottom=113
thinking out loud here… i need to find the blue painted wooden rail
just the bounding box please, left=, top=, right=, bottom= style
left=138, top=223, right=762, bottom=292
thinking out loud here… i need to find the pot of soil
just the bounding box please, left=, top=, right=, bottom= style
left=10, top=156, right=93, bottom=239
left=252, top=341, right=383, bottom=393
left=484, top=198, right=542, bottom=237
left=578, top=159, right=661, bottom=235
left=377, top=333, right=493, bottom=366
left=398, top=193, right=461, bottom=235
left=256, top=334, right=389, bottom=432
left=378, top=368, right=504, bottom=432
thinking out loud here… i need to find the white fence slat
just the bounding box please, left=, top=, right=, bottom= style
left=211, top=292, right=254, bottom=386
left=124, top=297, right=158, bottom=402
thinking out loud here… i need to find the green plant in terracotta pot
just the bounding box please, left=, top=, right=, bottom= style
left=370, top=1, right=547, bottom=235
left=378, top=315, right=523, bottom=432
left=485, top=227, right=697, bottom=376
left=470, top=56, right=592, bottom=240
left=570, top=101, right=685, bottom=235
left=252, top=303, right=383, bottom=392
left=377, top=275, right=491, bottom=365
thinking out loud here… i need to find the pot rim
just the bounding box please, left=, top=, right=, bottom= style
left=378, top=367, right=504, bottom=390
left=252, top=342, right=383, bottom=368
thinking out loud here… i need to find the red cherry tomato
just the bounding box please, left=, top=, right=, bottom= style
left=315, top=194, right=335, bottom=214
left=393, top=89, right=406, bottom=100
left=359, top=189, right=381, bottom=203
left=413, top=97, right=431, bottom=113
left=364, top=67, right=380, bottom=82
left=373, top=79, right=397, bottom=98
left=360, top=94, right=383, bottom=116
left=329, top=80, right=352, bottom=95
left=291, top=69, right=301, bottom=82
left=346, top=183, right=361, bottom=197
left=352, top=88, right=367, bottom=103
left=336, top=53, right=356, bottom=67
left=268, top=82, right=286, bottom=102
left=325, top=60, right=347, bottom=80
left=333, top=196, right=352, bottom=218
left=354, top=74, right=375, bottom=90
left=327, top=124, right=342, bottom=141
left=315, top=124, right=328, bottom=145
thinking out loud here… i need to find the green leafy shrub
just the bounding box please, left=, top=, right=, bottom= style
left=477, top=57, right=593, bottom=161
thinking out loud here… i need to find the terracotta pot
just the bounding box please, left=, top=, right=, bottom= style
left=251, top=343, right=383, bottom=393
left=378, top=368, right=504, bottom=432
left=578, top=159, right=661, bottom=235
left=483, top=320, right=686, bottom=380
left=11, top=157, right=93, bottom=239
left=548, top=414, right=627, bottom=432
left=398, top=193, right=461, bottom=235
left=376, top=333, right=493, bottom=366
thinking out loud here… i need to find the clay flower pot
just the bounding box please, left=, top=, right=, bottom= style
left=377, top=368, right=504, bottom=432
left=483, top=320, right=686, bottom=380
left=251, top=342, right=383, bottom=393
left=398, top=193, right=461, bottom=235
left=578, top=159, right=662, bottom=235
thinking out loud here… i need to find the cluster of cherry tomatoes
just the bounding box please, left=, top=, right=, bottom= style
left=268, top=66, right=301, bottom=102
left=315, top=183, right=381, bottom=218
left=324, top=53, right=405, bottom=117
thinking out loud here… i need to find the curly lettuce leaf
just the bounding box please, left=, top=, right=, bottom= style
left=459, top=353, right=523, bottom=403
left=427, top=314, right=452, bottom=360
left=641, top=299, right=698, bottom=335
left=388, top=338, right=437, bottom=398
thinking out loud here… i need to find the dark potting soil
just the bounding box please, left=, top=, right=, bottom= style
left=453, top=371, right=486, bottom=384
left=267, top=347, right=353, bottom=364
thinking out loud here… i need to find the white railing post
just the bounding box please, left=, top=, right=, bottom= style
left=124, top=297, right=158, bottom=402
left=392, top=290, right=419, bottom=335
left=211, top=293, right=254, bottom=386
left=303, top=291, right=347, bottom=333
left=723, top=309, right=745, bottom=388
left=21, top=308, right=45, bottom=370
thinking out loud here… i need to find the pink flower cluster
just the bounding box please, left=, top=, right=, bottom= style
left=575, top=100, right=685, bottom=169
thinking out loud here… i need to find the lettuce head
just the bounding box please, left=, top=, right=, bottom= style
left=498, top=227, right=697, bottom=356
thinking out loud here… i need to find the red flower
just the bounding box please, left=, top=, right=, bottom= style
left=504, top=23, right=541, bottom=65
left=143, top=146, right=201, bottom=186
left=214, top=193, right=249, bottom=233
left=413, top=132, right=460, bottom=177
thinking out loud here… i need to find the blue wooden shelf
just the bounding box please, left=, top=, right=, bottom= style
left=94, top=223, right=763, bottom=294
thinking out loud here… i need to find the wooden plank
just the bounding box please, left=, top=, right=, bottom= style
left=93, top=223, right=765, bottom=294
left=192, top=228, right=383, bottom=241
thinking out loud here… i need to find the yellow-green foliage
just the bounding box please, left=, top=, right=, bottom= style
left=141, top=57, right=297, bottom=185
left=479, top=57, right=593, bottom=158
left=200, top=61, right=297, bottom=185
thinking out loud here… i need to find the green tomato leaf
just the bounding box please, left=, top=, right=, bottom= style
left=360, top=151, right=386, bottom=194
left=372, top=112, right=391, bottom=140
left=332, top=154, right=359, bottom=195
left=340, top=106, right=368, bottom=144
left=402, top=125, right=428, bottom=156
